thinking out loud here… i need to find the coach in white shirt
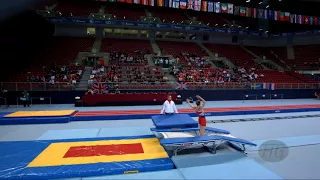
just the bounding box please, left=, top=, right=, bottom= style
left=160, top=95, right=178, bottom=114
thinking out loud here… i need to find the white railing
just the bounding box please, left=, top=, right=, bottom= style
left=1, top=82, right=319, bottom=91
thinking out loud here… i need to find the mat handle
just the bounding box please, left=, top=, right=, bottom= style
left=124, top=170, right=139, bottom=174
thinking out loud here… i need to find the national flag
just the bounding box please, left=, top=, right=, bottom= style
left=284, top=12, right=290, bottom=21
left=141, top=0, right=148, bottom=5
left=164, top=0, right=169, bottom=7
left=251, top=83, right=263, bottom=90
left=297, top=15, right=303, bottom=24
left=246, top=7, right=250, bottom=17
left=126, top=0, right=133, bottom=3
left=234, top=6, right=240, bottom=15
left=309, top=16, right=314, bottom=25
left=304, top=16, right=309, bottom=24
left=92, top=83, right=109, bottom=94
left=179, top=0, right=186, bottom=9
left=274, top=11, right=279, bottom=21
left=252, top=8, right=257, bottom=18
left=279, top=12, right=285, bottom=21
left=176, top=82, right=187, bottom=90
left=172, top=0, right=179, bottom=8
left=214, top=2, right=220, bottom=13
left=240, top=6, right=246, bottom=16
left=268, top=10, right=274, bottom=20
left=267, top=83, right=276, bottom=90
left=108, top=0, right=116, bottom=2
left=194, top=0, right=201, bottom=11
left=187, top=0, right=193, bottom=9
left=157, top=0, right=164, bottom=6
left=201, top=1, right=207, bottom=11
left=118, top=0, right=125, bottom=2
left=314, top=17, right=318, bottom=26
left=207, top=2, right=213, bottom=12
left=220, top=3, right=227, bottom=13
left=290, top=14, right=295, bottom=23
left=258, top=9, right=263, bottom=19
left=227, top=3, right=233, bottom=14
left=264, top=9, right=268, bottom=19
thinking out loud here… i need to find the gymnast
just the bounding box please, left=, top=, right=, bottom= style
left=315, top=92, right=320, bottom=99
left=186, top=95, right=206, bottom=136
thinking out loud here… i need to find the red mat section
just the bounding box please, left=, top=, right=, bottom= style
left=63, top=143, right=144, bottom=158
left=75, top=104, right=320, bottom=116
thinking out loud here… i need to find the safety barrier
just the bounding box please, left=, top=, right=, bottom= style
left=1, top=82, right=319, bottom=91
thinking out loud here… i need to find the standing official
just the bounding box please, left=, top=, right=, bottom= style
left=160, top=95, right=178, bottom=114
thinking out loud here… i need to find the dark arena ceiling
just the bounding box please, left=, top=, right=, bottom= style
left=1, top=0, right=320, bottom=33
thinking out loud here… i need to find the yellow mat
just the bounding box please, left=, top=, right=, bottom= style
left=4, top=110, right=76, bottom=117
left=28, top=138, right=168, bottom=167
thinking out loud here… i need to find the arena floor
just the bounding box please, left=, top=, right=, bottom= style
left=0, top=99, right=320, bottom=179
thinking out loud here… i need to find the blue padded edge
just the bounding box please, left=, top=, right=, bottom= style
left=160, top=135, right=256, bottom=147
left=0, top=135, right=174, bottom=180
left=0, top=116, right=71, bottom=125
left=205, top=127, right=230, bottom=134
left=151, top=114, right=198, bottom=129
left=150, top=127, right=230, bottom=134
left=71, top=107, right=320, bottom=121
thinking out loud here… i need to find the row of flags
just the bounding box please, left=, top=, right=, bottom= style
left=103, top=0, right=320, bottom=26
left=251, top=83, right=276, bottom=90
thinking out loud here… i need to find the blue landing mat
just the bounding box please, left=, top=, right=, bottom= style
left=82, top=170, right=184, bottom=180
left=0, top=136, right=173, bottom=179
left=0, top=116, right=71, bottom=125
left=152, top=114, right=198, bottom=129
left=172, top=152, right=283, bottom=179
left=72, top=107, right=320, bottom=122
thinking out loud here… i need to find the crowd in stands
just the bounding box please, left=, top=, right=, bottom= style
left=172, top=66, right=264, bottom=84
left=109, top=52, right=149, bottom=65
left=184, top=54, right=211, bottom=68
left=25, top=63, right=84, bottom=88
left=89, top=64, right=167, bottom=85
left=154, top=56, right=177, bottom=68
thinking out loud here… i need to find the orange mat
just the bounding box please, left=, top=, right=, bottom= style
left=4, top=110, right=76, bottom=118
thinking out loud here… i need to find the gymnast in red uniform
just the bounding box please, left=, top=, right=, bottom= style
left=186, top=95, right=206, bottom=136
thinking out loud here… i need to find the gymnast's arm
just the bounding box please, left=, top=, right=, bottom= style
left=186, top=99, right=195, bottom=109
left=196, top=95, right=206, bottom=107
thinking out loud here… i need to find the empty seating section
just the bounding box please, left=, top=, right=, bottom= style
left=156, top=41, right=208, bottom=65
left=55, top=2, right=101, bottom=17
left=36, top=37, right=94, bottom=64
left=101, top=39, right=152, bottom=65
left=205, top=44, right=255, bottom=68
left=151, top=8, right=188, bottom=23
left=246, top=46, right=287, bottom=68
left=285, top=71, right=318, bottom=83
left=292, top=45, right=320, bottom=70
left=254, top=70, right=301, bottom=83
left=7, top=37, right=93, bottom=89
left=105, top=4, right=146, bottom=21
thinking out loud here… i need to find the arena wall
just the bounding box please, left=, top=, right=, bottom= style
left=5, top=89, right=318, bottom=105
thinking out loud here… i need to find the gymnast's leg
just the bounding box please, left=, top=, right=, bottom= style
left=199, top=117, right=206, bottom=136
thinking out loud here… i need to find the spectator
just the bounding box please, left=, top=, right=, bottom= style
left=22, top=90, right=30, bottom=107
